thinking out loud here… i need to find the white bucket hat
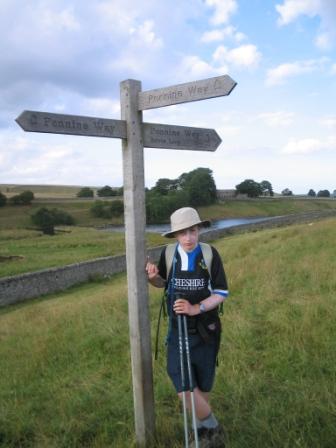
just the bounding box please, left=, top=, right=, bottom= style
left=162, top=207, right=211, bottom=238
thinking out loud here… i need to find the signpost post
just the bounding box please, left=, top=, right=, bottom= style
left=119, top=79, right=155, bottom=444
left=16, top=74, right=236, bottom=447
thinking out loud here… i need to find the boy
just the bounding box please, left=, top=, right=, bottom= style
left=146, top=207, right=229, bottom=447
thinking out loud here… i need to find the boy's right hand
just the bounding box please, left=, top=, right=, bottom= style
left=146, top=261, right=159, bottom=280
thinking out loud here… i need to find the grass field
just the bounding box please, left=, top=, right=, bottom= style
left=1, top=193, right=336, bottom=230
left=1, top=218, right=335, bottom=447
left=0, top=184, right=99, bottom=199
left=0, top=199, right=122, bottom=230
left=198, top=197, right=336, bottom=218
left=1, top=196, right=336, bottom=278
left=0, top=227, right=166, bottom=278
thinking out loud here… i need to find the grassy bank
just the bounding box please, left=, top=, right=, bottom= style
left=1, top=218, right=335, bottom=447
left=0, top=199, right=122, bottom=230
left=0, top=184, right=98, bottom=199
left=0, top=228, right=165, bottom=278
left=1, top=197, right=336, bottom=278
left=1, top=197, right=336, bottom=231
left=198, top=197, right=336, bottom=220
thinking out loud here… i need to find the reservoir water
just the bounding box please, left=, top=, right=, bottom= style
left=100, top=216, right=272, bottom=234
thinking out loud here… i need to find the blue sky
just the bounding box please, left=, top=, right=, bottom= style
left=0, top=0, right=335, bottom=194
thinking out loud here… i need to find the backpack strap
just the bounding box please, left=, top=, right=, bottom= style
left=199, top=242, right=213, bottom=280
left=165, top=242, right=213, bottom=280
left=165, top=243, right=178, bottom=280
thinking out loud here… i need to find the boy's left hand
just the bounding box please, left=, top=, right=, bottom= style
left=173, top=299, right=199, bottom=316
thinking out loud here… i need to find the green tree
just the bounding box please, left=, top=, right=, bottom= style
left=146, top=190, right=188, bottom=223
left=116, top=186, right=124, bottom=196
left=31, top=208, right=55, bottom=235
left=236, top=179, right=262, bottom=198
left=281, top=188, right=293, bottom=196
left=31, top=207, right=74, bottom=235
left=10, top=190, right=34, bottom=205
left=308, top=189, right=316, bottom=197
left=145, top=167, right=217, bottom=222
left=260, top=180, right=274, bottom=196
left=181, top=167, right=217, bottom=206
left=317, top=190, right=330, bottom=197
left=90, top=201, right=112, bottom=218
left=77, top=187, right=94, bottom=198
left=0, top=191, right=7, bottom=207
left=50, top=208, right=75, bottom=225
left=97, top=185, right=116, bottom=197
left=110, top=200, right=124, bottom=217
left=151, top=178, right=178, bottom=195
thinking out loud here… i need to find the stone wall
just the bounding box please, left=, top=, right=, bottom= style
left=1, top=210, right=335, bottom=307
left=0, top=247, right=163, bottom=308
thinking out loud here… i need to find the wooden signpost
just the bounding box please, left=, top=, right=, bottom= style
left=16, top=74, right=236, bottom=447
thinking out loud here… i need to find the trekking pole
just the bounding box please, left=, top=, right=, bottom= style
left=183, top=314, right=199, bottom=448
left=177, top=313, right=189, bottom=447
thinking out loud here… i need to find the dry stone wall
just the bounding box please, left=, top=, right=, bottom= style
left=1, top=210, right=335, bottom=307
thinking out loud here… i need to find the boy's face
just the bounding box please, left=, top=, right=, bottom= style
left=175, top=225, right=199, bottom=252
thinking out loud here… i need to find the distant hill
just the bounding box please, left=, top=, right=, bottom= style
left=0, top=184, right=101, bottom=199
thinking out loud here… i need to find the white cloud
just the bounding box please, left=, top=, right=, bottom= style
left=331, top=63, right=336, bottom=75
left=276, top=0, right=336, bottom=50
left=178, top=56, right=226, bottom=78
left=201, top=26, right=246, bottom=43
left=96, top=1, right=138, bottom=34
left=83, top=98, right=120, bottom=117
left=217, top=123, right=241, bottom=137
left=276, top=0, right=320, bottom=25
left=266, top=59, right=324, bottom=86
left=258, top=111, right=295, bottom=127
left=213, top=44, right=261, bottom=69
left=315, top=32, right=332, bottom=50
left=43, top=146, right=74, bottom=161
left=281, top=136, right=336, bottom=154
left=320, top=116, right=336, bottom=128
left=202, top=30, right=225, bottom=43
left=130, top=20, right=163, bottom=48
left=206, top=0, right=238, bottom=25
left=179, top=43, right=261, bottom=79
left=41, top=6, right=80, bottom=32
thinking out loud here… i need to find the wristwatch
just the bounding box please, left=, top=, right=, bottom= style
left=199, top=303, right=206, bottom=314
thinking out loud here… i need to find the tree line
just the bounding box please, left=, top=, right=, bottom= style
left=90, top=167, right=217, bottom=223
left=235, top=180, right=334, bottom=198
left=76, top=185, right=123, bottom=198
left=1, top=171, right=335, bottom=234
left=0, top=190, right=35, bottom=206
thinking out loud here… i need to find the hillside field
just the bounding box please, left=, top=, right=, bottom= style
left=0, top=218, right=335, bottom=447
left=0, top=184, right=100, bottom=199
left=1, top=193, right=336, bottom=277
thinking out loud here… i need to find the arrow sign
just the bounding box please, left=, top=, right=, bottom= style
left=138, top=74, right=237, bottom=110
left=16, top=111, right=221, bottom=151
left=143, top=122, right=221, bottom=151
left=16, top=110, right=127, bottom=139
